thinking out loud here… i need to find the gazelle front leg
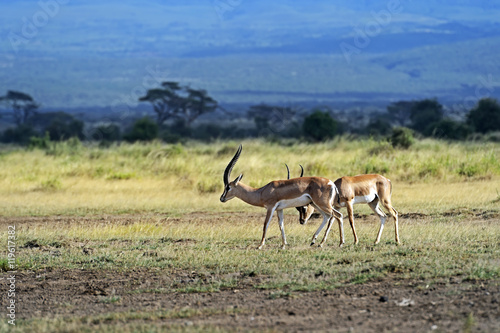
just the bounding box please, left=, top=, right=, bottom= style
left=310, top=213, right=329, bottom=246
left=276, top=210, right=287, bottom=249
left=318, top=210, right=344, bottom=248
left=257, top=206, right=276, bottom=249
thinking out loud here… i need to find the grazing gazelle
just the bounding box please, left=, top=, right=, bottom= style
left=220, top=145, right=344, bottom=249
left=296, top=174, right=400, bottom=245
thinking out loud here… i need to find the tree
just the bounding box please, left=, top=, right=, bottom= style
left=387, top=101, right=415, bottom=127
left=124, top=117, right=158, bottom=142
left=467, top=98, right=500, bottom=134
left=0, top=90, right=40, bottom=125
left=185, top=88, right=218, bottom=125
left=139, top=82, right=218, bottom=127
left=409, top=98, right=443, bottom=135
left=303, top=110, right=339, bottom=141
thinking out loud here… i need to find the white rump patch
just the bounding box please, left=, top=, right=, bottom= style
left=353, top=193, right=376, bottom=205
left=276, top=194, right=312, bottom=210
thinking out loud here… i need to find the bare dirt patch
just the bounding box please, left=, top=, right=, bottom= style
left=1, top=269, right=498, bottom=332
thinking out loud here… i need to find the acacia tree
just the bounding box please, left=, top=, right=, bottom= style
left=185, top=88, right=218, bottom=126
left=0, top=90, right=40, bottom=125
left=139, top=82, right=218, bottom=126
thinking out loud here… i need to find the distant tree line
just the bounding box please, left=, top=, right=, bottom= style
left=1, top=86, right=500, bottom=147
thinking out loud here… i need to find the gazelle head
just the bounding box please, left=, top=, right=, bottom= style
left=220, top=144, right=244, bottom=203
left=285, top=164, right=315, bottom=224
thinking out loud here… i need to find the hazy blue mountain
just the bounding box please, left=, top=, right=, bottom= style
left=1, top=0, right=499, bottom=109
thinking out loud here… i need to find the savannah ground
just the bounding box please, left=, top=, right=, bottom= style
left=0, top=139, right=499, bottom=332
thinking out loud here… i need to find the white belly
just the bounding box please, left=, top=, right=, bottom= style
left=275, top=194, right=311, bottom=210
left=353, top=193, right=376, bottom=205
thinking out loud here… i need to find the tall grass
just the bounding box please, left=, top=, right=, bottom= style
left=0, top=138, right=499, bottom=216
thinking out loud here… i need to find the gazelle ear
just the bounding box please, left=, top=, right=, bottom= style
left=233, top=174, right=243, bottom=185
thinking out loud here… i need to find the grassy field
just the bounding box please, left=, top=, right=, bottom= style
left=0, top=138, right=499, bottom=216
left=0, top=138, right=499, bottom=332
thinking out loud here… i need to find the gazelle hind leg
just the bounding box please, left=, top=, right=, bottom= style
left=258, top=207, right=276, bottom=249
left=381, top=199, right=400, bottom=245
left=368, top=199, right=387, bottom=245
left=277, top=209, right=287, bottom=249
left=392, top=207, right=400, bottom=244
left=346, top=201, right=358, bottom=244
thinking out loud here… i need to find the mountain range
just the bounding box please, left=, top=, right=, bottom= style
left=1, top=0, right=499, bottom=111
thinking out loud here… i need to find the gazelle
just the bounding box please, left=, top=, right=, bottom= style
left=220, top=145, right=344, bottom=249
left=296, top=174, right=400, bottom=245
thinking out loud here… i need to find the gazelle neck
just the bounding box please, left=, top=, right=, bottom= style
left=235, top=182, right=264, bottom=207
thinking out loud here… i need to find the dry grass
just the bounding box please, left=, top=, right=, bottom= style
left=0, top=139, right=499, bottom=216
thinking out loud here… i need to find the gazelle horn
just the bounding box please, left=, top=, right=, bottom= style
left=223, top=144, right=242, bottom=186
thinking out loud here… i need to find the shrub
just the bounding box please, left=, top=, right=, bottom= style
left=124, top=117, right=158, bottom=142
left=46, top=116, right=84, bottom=141
left=390, top=127, right=415, bottom=149
left=428, top=119, right=472, bottom=140
left=1, top=125, right=37, bottom=144
left=29, top=132, right=51, bottom=149
left=92, top=124, right=121, bottom=141
left=365, top=118, right=392, bottom=137
left=303, top=111, right=339, bottom=142
left=467, top=98, right=500, bottom=134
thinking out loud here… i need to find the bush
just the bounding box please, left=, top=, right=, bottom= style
left=44, top=113, right=84, bottom=141
left=303, top=111, right=339, bottom=141
left=467, top=98, right=500, bottom=134
left=124, top=117, right=158, bottom=142
left=365, top=118, right=392, bottom=137
left=390, top=127, right=415, bottom=149
left=191, top=123, right=223, bottom=141
left=1, top=125, right=37, bottom=144
left=92, top=124, right=121, bottom=141
left=428, top=119, right=472, bottom=140
left=29, top=131, right=51, bottom=149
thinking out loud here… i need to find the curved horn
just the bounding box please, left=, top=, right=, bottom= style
left=223, top=144, right=242, bottom=186
left=285, top=164, right=290, bottom=179
left=299, top=164, right=304, bottom=177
